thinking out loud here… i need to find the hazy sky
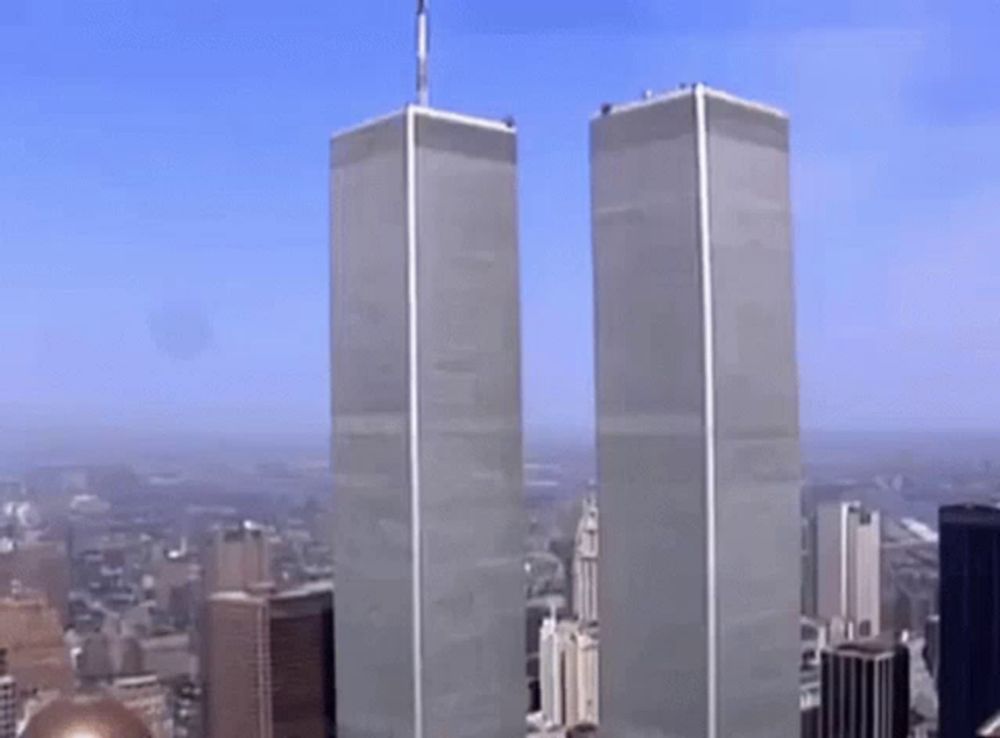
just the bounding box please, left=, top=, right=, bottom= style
left=2, top=0, right=999, bottom=444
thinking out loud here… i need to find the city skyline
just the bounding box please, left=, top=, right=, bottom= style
left=1, top=5, right=998, bottom=737
left=3, top=2, right=1000, bottom=443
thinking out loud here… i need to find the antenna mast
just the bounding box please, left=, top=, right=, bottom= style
left=416, top=0, right=429, bottom=106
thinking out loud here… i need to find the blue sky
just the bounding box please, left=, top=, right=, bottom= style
left=2, top=0, right=999, bottom=444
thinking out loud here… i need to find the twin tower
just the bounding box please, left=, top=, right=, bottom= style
left=330, top=85, right=801, bottom=738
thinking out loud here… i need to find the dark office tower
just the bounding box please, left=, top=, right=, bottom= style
left=939, top=505, right=1000, bottom=738
left=821, top=639, right=909, bottom=738
left=205, top=584, right=335, bottom=738
left=330, top=106, right=524, bottom=738
left=592, top=84, right=800, bottom=738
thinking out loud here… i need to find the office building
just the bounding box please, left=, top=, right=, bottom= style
left=820, top=638, right=909, bottom=738
left=817, top=501, right=881, bottom=639
left=139, top=633, right=196, bottom=684
left=153, top=549, right=198, bottom=628
left=573, top=496, right=599, bottom=626
left=592, top=84, right=801, bottom=738
left=331, top=102, right=524, bottom=738
left=539, top=617, right=599, bottom=730
left=802, top=514, right=819, bottom=616
left=202, top=523, right=271, bottom=595
left=0, top=595, right=73, bottom=700
left=109, top=675, right=174, bottom=738
left=939, top=505, right=1000, bottom=738
left=800, top=674, right=820, bottom=738
left=0, top=650, right=15, bottom=738
left=205, top=583, right=334, bottom=738
left=0, top=540, right=71, bottom=626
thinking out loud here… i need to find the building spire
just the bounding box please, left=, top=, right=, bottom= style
left=416, top=0, right=429, bottom=106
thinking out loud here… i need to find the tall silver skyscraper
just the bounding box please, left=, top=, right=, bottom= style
left=330, top=105, right=525, bottom=738
left=592, top=84, right=801, bottom=738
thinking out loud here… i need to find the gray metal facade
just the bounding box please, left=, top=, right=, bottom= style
left=331, top=107, right=525, bottom=738
left=592, top=86, right=801, bottom=738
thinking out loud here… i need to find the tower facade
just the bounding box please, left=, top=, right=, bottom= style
left=540, top=617, right=599, bottom=730
left=939, top=505, right=1000, bottom=738
left=592, top=84, right=801, bottom=738
left=817, top=501, right=882, bottom=639
left=331, top=106, right=524, bottom=738
left=820, top=639, right=909, bottom=738
left=205, top=584, right=335, bottom=738
left=202, top=523, right=271, bottom=595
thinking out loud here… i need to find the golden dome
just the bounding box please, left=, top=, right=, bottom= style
left=23, top=694, right=151, bottom=738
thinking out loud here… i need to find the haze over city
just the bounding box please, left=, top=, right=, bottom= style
left=4, top=1, right=1000, bottom=460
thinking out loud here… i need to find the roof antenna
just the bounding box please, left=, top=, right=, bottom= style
left=416, top=0, right=430, bottom=107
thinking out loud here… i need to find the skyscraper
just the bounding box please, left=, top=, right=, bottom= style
left=573, top=496, right=599, bottom=626
left=939, top=505, right=1000, bottom=738
left=0, top=595, right=73, bottom=701
left=202, top=523, right=271, bottom=595
left=331, top=102, right=524, bottom=738
left=539, top=616, right=599, bottom=730
left=592, top=84, right=801, bottom=738
left=205, top=583, right=335, bottom=738
left=0, top=540, right=71, bottom=626
left=817, top=501, right=882, bottom=639
left=0, top=650, right=15, bottom=738
left=821, top=638, right=909, bottom=738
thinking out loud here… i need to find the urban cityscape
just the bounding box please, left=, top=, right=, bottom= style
left=2, top=3, right=1000, bottom=738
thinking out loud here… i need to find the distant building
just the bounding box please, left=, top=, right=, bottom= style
left=139, top=634, right=196, bottom=684
left=802, top=514, right=819, bottom=616
left=153, top=551, right=198, bottom=628
left=800, top=672, right=820, bottom=738
left=817, top=501, right=881, bottom=639
left=821, top=638, right=909, bottom=738
left=539, top=616, right=598, bottom=730
left=572, top=497, right=598, bottom=626
left=880, top=516, right=937, bottom=635
left=527, top=596, right=566, bottom=713
left=205, top=583, right=334, bottom=738
left=0, top=541, right=71, bottom=626
left=201, top=523, right=271, bottom=595
left=0, top=595, right=73, bottom=704
left=939, top=505, right=1000, bottom=738
left=109, top=675, right=173, bottom=738
left=0, top=650, right=15, bottom=738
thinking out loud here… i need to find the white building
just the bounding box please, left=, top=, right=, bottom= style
left=540, top=616, right=599, bottom=730
left=817, top=501, right=881, bottom=639
left=573, top=497, right=598, bottom=626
